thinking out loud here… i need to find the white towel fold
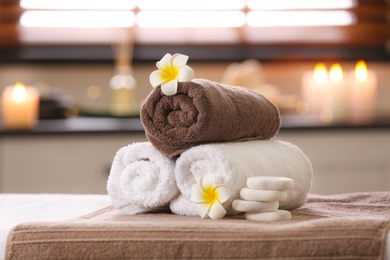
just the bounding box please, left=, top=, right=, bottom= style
left=170, top=139, right=313, bottom=216
left=107, top=142, right=179, bottom=214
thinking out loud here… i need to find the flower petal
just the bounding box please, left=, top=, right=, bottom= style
left=193, top=203, right=210, bottom=219
left=161, top=78, right=178, bottom=96
left=215, top=185, right=231, bottom=203
left=200, top=174, right=217, bottom=191
left=171, top=53, right=189, bottom=67
left=208, top=201, right=227, bottom=220
left=190, top=183, right=205, bottom=203
left=178, top=65, right=194, bottom=82
left=149, top=70, right=167, bottom=87
left=156, top=53, right=172, bottom=71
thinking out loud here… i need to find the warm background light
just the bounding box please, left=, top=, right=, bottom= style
left=348, top=60, right=377, bottom=121
left=12, top=83, right=28, bottom=102
left=137, top=0, right=245, bottom=10
left=87, top=85, right=102, bottom=100
left=247, top=11, right=355, bottom=27
left=19, top=1, right=356, bottom=29
left=136, top=11, right=245, bottom=28
left=330, top=64, right=343, bottom=82
left=355, top=60, right=368, bottom=81
left=20, top=11, right=135, bottom=28
left=247, top=0, right=357, bottom=10
left=313, top=63, right=328, bottom=84
left=2, top=82, right=40, bottom=130
left=20, top=0, right=136, bottom=10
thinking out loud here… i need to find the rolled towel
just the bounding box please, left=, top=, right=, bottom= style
left=140, top=78, right=281, bottom=158
left=170, top=139, right=313, bottom=216
left=107, top=142, right=179, bottom=214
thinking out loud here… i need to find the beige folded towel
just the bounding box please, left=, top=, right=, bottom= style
left=6, top=192, right=390, bottom=259
left=141, top=78, right=281, bottom=158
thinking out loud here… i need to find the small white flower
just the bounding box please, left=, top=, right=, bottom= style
left=190, top=174, right=231, bottom=220
left=149, top=53, right=194, bottom=96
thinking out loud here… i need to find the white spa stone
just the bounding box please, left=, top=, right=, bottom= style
left=247, top=176, right=294, bottom=191
left=245, top=210, right=292, bottom=222
left=232, top=199, right=279, bottom=213
left=240, top=188, right=288, bottom=202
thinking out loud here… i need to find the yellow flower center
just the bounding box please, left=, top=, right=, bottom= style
left=161, top=65, right=179, bottom=82
left=202, top=186, right=219, bottom=206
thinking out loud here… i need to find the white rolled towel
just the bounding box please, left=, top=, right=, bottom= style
left=170, top=139, right=313, bottom=216
left=107, top=142, right=179, bottom=214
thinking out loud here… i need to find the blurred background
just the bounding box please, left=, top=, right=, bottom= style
left=0, top=0, right=389, bottom=195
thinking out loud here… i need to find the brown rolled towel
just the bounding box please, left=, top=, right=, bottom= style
left=141, top=78, right=281, bottom=158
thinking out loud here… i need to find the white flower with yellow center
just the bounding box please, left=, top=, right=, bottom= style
left=190, top=174, right=231, bottom=220
left=149, top=53, right=194, bottom=96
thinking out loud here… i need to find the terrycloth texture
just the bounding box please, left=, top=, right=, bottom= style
left=0, top=194, right=111, bottom=260
left=107, top=142, right=179, bottom=214
left=140, top=78, right=281, bottom=158
left=170, top=139, right=313, bottom=216
left=5, top=192, right=390, bottom=260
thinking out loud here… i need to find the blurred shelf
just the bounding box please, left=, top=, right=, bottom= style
left=0, top=117, right=144, bottom=135
left=1, top=115, right=389, bottom=136
left=1, top=42, right=390, bottom=63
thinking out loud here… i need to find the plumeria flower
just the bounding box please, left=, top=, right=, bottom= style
left=190, top=174, right=231, bottom=220
left=149, top=53, right=194, bottom=96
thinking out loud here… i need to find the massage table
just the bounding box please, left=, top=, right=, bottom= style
left=2, top=192, right=389, bottom=259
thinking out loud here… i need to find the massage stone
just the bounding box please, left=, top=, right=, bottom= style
left=247, top=176, right=294, bottom=191
left=232, top=199, right=279, bottom=213
left=240, top=188, right=288, bottom=202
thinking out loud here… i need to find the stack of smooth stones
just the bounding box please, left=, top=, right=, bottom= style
left=232, top=176, right=294, bottom=221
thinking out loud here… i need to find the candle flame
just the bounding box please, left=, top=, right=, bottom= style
left=355, top=60, right=368, bottom=81
left=330, top=63, right=343, bottom=83
left=12, top=82, right=28, bottom=102
left=313, top=63, right=328, bottom=84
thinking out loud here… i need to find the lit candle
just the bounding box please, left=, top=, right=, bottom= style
left=347, top=60, right=377, bottom=121
left=301, top=63, right=332, bottom=115
left=2, top=82, right=40, bottom=130
left=329, top=63, right=346, bottom=120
